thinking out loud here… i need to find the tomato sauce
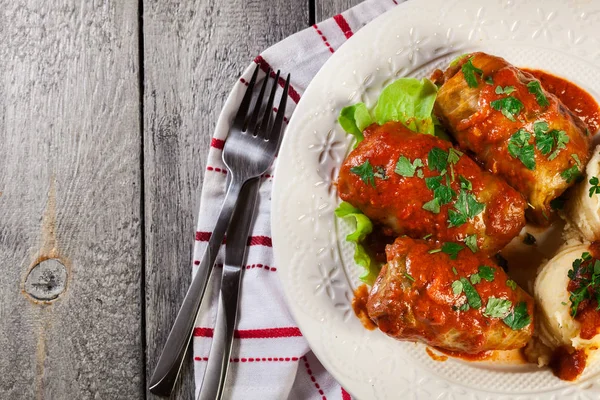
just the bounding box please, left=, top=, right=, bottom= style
left=426, top=347, right=449, bottom=362
left=352, top=284, right=376, bottom=331
left=523, top=69, right=600, bottom=133
left=549, top=346, right=587, bottom=381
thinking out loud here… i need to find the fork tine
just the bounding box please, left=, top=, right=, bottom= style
left=246, top=68, right=271, bottom=134
left=268, top=74, right=290, bottom=149
left=257, top=70, right=281, bottom=140
left=232, top=65, right=259, bottom=129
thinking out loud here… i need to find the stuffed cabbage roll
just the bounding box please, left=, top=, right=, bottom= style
left=367, top=237, right=535, bottom=354
left=433, top=52, right=591, bottom=224
left=337, top=121, right=526, bottom=254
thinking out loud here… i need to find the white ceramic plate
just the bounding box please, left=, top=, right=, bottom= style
left=271, top=0, right=600, bottom=398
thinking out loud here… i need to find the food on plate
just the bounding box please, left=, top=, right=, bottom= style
left=433, top=52, right=591, bottom=224
left=337, top=121, right=527, bottom=254
left=367, top=237, right=534, bottom=354
left=531, top=243, right=600, bottom=380
left=331, top=52, right=600, bottom=380
left=564, top=146, right=600, bottom=242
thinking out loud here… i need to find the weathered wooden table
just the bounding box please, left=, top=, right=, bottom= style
left=0, top=0, right=362, bottom=399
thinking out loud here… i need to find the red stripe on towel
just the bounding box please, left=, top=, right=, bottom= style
left=194, top=327, right=302, bottom=339
left=333, top=14, right=354, bottom=39
left=253, top=55, right=301, bottom=103
left=312, top=25, right=335, bottom=53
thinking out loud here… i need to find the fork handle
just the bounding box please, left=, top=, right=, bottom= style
left=148, top=178, right=244, bottom=396
left=197, top=263, right=242, bottom=400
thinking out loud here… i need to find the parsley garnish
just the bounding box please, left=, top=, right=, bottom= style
left=442, top=242, right=464, bottom=260
left=527, top=80, right=550, bottom=107
left=459, top=303, right=470, bottom=311
left=484, top=76, right=494, bottom=85
left=523, top=233, right=536, bottom=245
left=478, top=265, right=495, bottom=282
left=373, top=166, right=389, bottom=180
left=506, top=279, right=517, bottom=290
left=470, top=273, right=481, bottom=284
left=507, top=129, right=535, bottom=170
left=428, top=248, right=442, bottom=254
left=404, top=272, right=415, bottom=282
left=452, top=280, right=463, bottom=295
left=459, top=175, right=472, bottom=190
left=428, top=147, right=448, bottom=172
left=503, top=302, right=531, bottom=330
left=395, top=156, right=423, bottom=177
left=484, top=297, right=513, bottom=318
left=422, top=199, right=441, bottom=214
left=465, top=234, right=478, bottom=253
left=568, top=252, right=600, bottom=317
left=448, top=190, right=485, bottom=227
left=452, top=267, right=458, bottom=275
left=447, top=148, right=462, bottom=180
left=561, top=164, right=581, bottom=183
left=495, top=85, right=516, bottom=95
left=461, top=57, right=483, bottom=88
left=460, top=277, right=482, bottom=309
left=534, top=121, right=569, bottom=161
left=589, top=177, right=600, bottom=198
left=350, top=160, right=376, bottom=187
left=491, top=96, right=524, bottom=122
left=423, top=233, right=433, bottom=240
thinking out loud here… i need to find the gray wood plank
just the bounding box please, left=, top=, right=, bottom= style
left=316, top=0, right=363, bottom=20
left=0, top=1, right=143, bottom=399
left=142, top=0, right=309, bottom=398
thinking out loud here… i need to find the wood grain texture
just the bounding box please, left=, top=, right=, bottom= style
left=142, top=0, right=309, bottom=398
left=0, top=0, right=143, bottom=399
left=316, top=0, right=363, bottom=20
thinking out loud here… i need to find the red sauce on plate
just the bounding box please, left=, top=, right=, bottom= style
left=549, top=346, right=587, bottom=381
left=523, top=68, right=600, bottom=133
left=352, top=284, right=376, bottom=331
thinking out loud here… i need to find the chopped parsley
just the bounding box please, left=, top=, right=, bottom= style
left=442, top=242, right=464, bottom=260
left=470, top=273, right=481, bottom=284
left=572, top=154, right=582, bottom=167
left=503, top=302, right=531, bottom=330
left=461, top=57, right=483, bottom=88
left=484, top=76, right=494, bottom=85
left=568, top=252, right=600, bottom=317
left=533, top=121, right=569, bottom=161
left=428, top=248, right=442, bottom=254
left=506, top=279, right=517, bottom=290
left=423, top=233, right=433, bottom=240
left=495, top=85, right=516, bottom=95
left=350, top=160, right=376, bottom=187
left=452, top=267, right=458, bottom=275
left=452, top=280, right=463, bottom=295
left=459, top=303, right=470, bottom=311
left=422, top=198, right=441, bottom=214
left=507, top=129, right=535, bottom=170
left=395, top=156, right=423, bottom=177
left=490, top=96, right=524, bottom=122
left=589, top=177, right=600, bottom=198
left=561, top=164, right=581, bottom=183
left=459, top=175, right=472, bottom=190
left=404, top=272, right=416, bottom=282
left=523, top=233, right=536, bottom=245
left=484, top=297, right=513, bottom=318
left=527, top=80, right=550, bottom=107
left=460, top=277, right=482, bottom=309
left=448, top=190, right=485, bottom=227
left=428, top=147, right=448, bottom=172
left=478, top=265, right=495, bottom=282
left=447, top=148, right=462, bottom=180
left=465, top=234, right=478, bottom=253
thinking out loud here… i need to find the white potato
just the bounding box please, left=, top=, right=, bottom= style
left=564, top=145, right=600, bottom=242
left=534, top=244, right=600, bottom=360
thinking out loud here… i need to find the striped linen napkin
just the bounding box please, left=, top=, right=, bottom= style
left=192, top=1, right=401, bottom=398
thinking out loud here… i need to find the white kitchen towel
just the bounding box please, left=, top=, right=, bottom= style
left=192, top=1, right=401, bottom=398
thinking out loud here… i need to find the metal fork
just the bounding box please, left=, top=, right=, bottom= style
left=149, top=66, right=290, bottom=396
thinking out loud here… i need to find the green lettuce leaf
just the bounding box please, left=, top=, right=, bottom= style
left=334, top=201, right=381, bottom=285
left=338, top=103, right=373, bottom=147
left=372, top=78, right=438, bottom=134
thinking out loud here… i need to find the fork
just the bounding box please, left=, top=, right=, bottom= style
left=149, top=65, right=290, bottom=396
